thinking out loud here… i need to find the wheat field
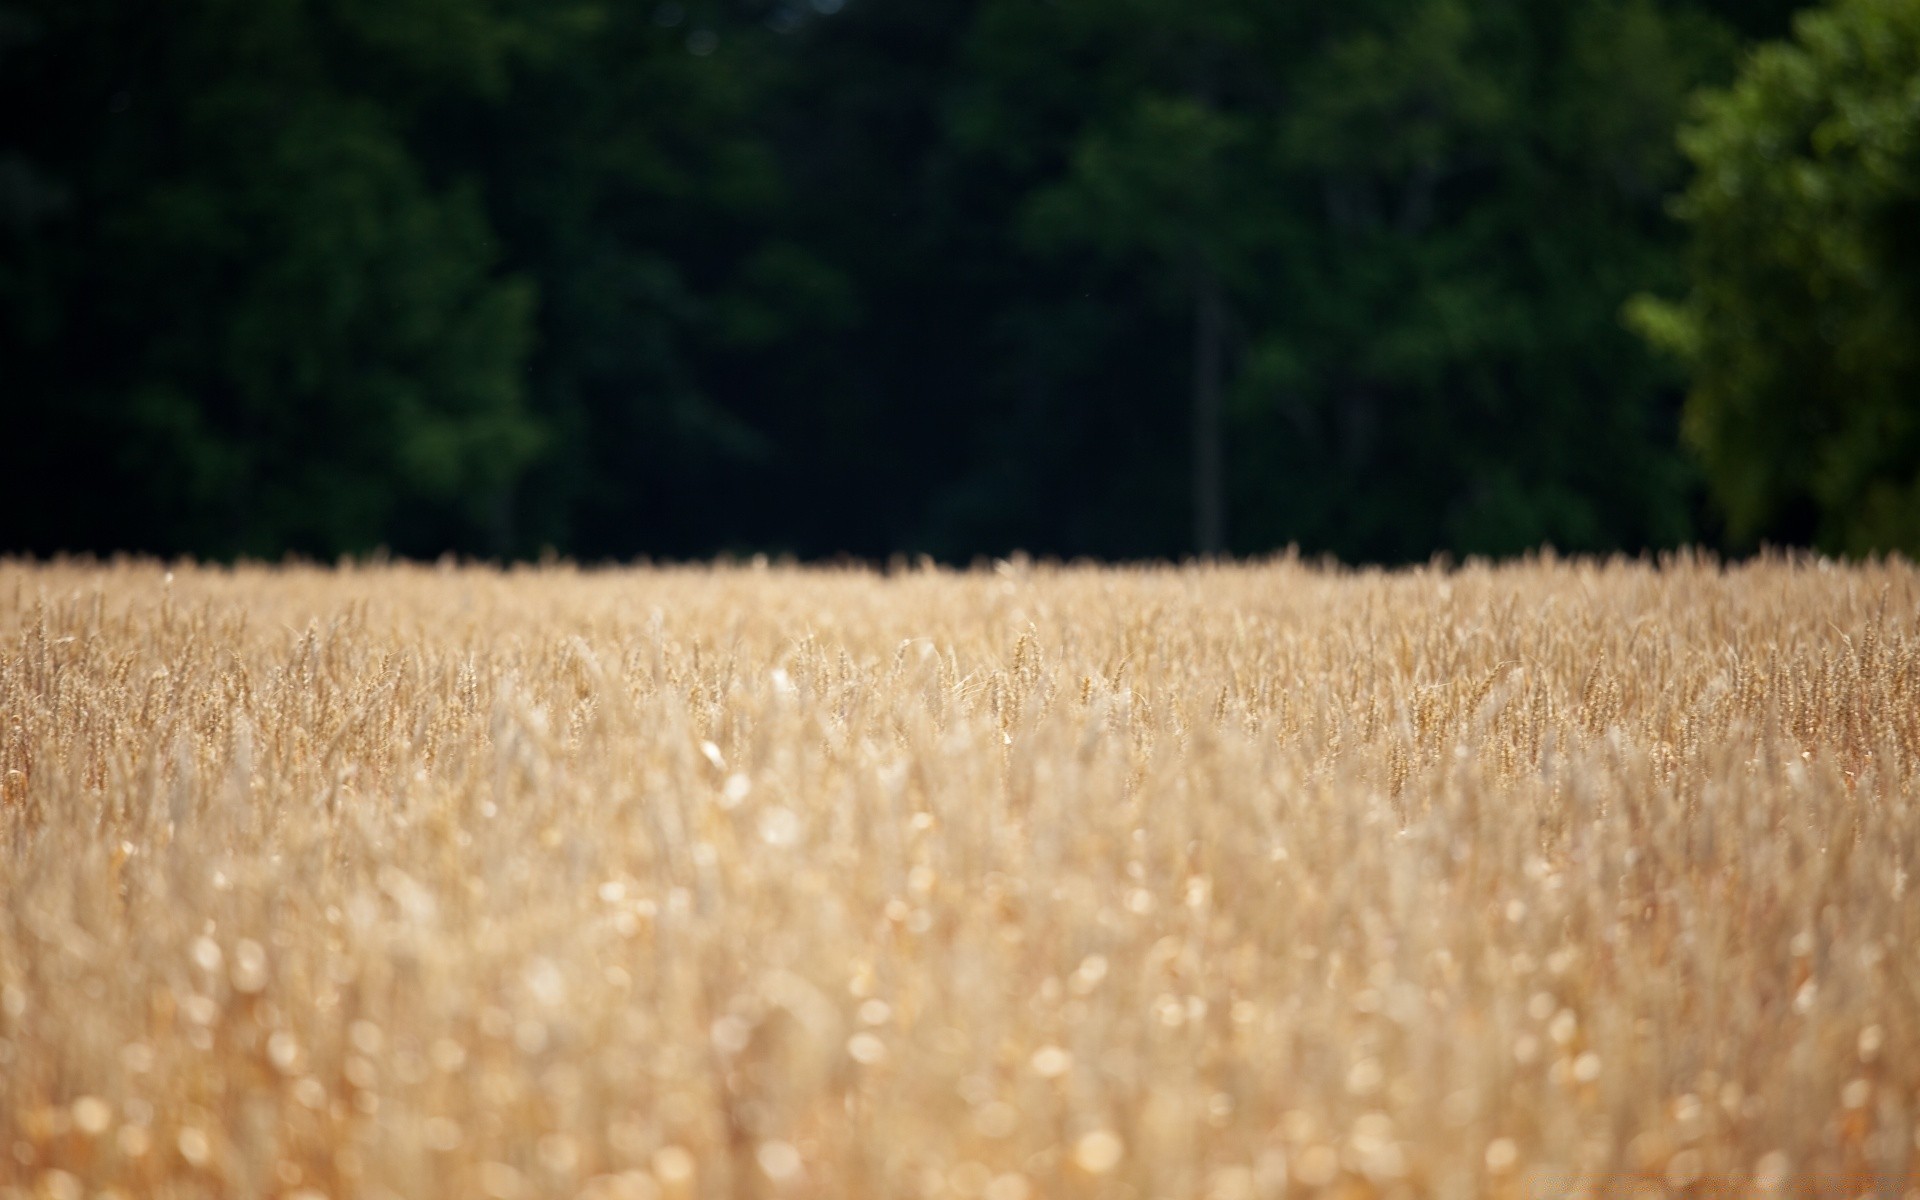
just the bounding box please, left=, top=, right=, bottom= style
left=1, top=555, right=1916, bottom=1200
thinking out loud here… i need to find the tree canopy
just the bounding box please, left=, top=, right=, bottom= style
left=4, top=0, right=1852, bottom=563
left=1632, top=0, right=1920, bottom=556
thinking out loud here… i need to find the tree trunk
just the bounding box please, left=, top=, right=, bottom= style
left=1192, top=264, right=1227, bottom=557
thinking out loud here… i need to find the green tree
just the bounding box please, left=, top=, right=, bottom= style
left=0, top=0, right=547, bottom=556
left=1, top=0, right=1803, bottom=564
left=1631, top=0, right=1920, bottom=555
left=949, top=0, right=1732, bottom=560
left=1024, top=92, right=1264, bottom=555
left=477, top=0, right=855, bottom=558
left=1002, top=3, right=1303, bottom=556
left=1252, top=0, right=1729, bottom=559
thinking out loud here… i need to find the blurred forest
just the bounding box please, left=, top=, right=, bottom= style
left=3, top=0, right=1912, bottom=563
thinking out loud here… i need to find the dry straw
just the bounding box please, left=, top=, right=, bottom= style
left=1, top=554, right=1916, bottom=1199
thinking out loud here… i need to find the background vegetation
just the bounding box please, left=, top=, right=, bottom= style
left=2, top=0, right=1914, bottom=562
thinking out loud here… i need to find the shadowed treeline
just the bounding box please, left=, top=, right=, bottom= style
left=7, top=0, right=1915, bottom=563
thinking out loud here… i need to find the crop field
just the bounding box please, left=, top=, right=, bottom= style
left=1, top=556, right=1917, bottom=1200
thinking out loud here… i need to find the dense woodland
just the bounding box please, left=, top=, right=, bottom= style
left=4, top=0, right=1916, bottom=562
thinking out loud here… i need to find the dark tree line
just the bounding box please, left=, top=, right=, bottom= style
left=5, top=0, right=1910, bottom=563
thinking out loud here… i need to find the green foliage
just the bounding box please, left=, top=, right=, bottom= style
left=0, top=0, right=547, bottom=556
left=933, top=0, right=1732, bottom=559
left=469, top=0, right=850, bottom=556
left=1632, top=0, right=1920, bottom=556
left=1, top=0, right=1810, bottom=562
left=1022, top=94, right=1257, bottom=281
